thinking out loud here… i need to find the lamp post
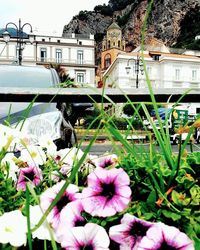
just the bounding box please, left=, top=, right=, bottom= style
left=3, top=18, right=34, bottom=65
left=125, top=54, right=144, bottom=88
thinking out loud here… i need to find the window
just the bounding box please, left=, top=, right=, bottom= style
left=77, top=50, right=84, bottom=64
left=40, top=48, right=47, bottom=62
left=108, top=40, right=111, bottom=49
left=152, top=55, right=160, bottom=61
left=76, top=72, right=85, bottom=83
left=42, top=39, right=45, bottom=42
left=147, top=66, right=152, bottom=76
left=175, top=68, right=180, bottom=80
left=118, top=40, right=120, bottom=48
left=104, top=53, right=111, bottom=69
left=192, top=69, right=197, bottom=81
left=56, top=49, right=62, bottom=63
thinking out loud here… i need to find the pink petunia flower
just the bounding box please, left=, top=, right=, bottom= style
left=109, top=213, right=154, bottom=249
left=92, top=154, right=118, bottom=169
left=17, top=165, right=43, bottom=191
left=40, top=180, right=79, bottom=229
left=81, top=167, right=131, bottom=217
left=58, top=223, right=110, bottom=250
left=137, top=222, right=194, bottom=250
left=58, top=200, right=86, bottom=230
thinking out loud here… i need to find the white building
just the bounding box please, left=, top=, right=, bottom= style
left=0, top=33, right=96, bottom=86
left=103, top=39, right=200, bottom=116
left=103, top=40, right=200, bottom=89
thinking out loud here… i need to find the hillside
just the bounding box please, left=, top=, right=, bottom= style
left=62, top=0, right=200, bottom=51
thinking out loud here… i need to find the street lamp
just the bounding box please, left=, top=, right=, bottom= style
left=3, top=18, right=34, bottom=65
left=125, top=54, right=144, bottom=88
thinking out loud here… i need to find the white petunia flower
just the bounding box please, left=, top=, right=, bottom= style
left=1, top=153, right=19, bottom=181
left=19, top=145, right=46, bottom=166
left=30, top=205, right=57, bottom=241
left=0, top=210, right=27, bottom=247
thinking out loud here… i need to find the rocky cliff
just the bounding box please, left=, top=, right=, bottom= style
left=62, top=0, right=200, bottom=51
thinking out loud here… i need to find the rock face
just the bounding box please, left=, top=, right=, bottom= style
left=62, top=0, right=200, bottom=51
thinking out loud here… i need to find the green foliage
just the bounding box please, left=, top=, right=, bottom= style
left=174, top=6, right=200, bottom=49
left=109, top=0, right=134, bottom=11
left=94, top=33, right=105, bottom=43
left=77, top=10, right=89, bottom=21
left=94, top=4, right=113, bottom=16
left=116, top=12, right=131, bottom=27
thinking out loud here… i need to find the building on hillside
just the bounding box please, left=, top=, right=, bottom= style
left=103, top=38, right=200, bottom=89
left=0, top=33, right=96, bottom=86
left=96, top=21, right=126, bottom=87
left=101, top=21, right=126, bottom=70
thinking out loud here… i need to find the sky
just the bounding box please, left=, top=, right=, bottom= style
left=0, top=0, right=109, bottom=36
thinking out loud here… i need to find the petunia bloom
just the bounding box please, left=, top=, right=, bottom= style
left=58, top=223, right=110, bottom=250
left=40, top=180, right=79, bottom=229
left=81, top=167, right=131, bottom=217
left=29, top=205, right=57, bottom=242
left=1, top=152, right=19, bottom=182
left=58, top=200, right=86, bottom=231
left=17, top=165, right=43, bottom=191
left=0, top=210, right=27, bottom=247
left=19, top=145, right=46, bottom=166
left=92, top=154, right=118, bottom=169
left=109, top=213, right=154, bottom=249
left=137, top=222, right=194, bottom=250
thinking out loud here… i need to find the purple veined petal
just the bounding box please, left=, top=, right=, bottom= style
left=17, top=165, right=43, bottom=191
left=58, top=200, right=85, bottom=231
left=59, top=223, right=110, bottom=250
left=82, top=196, right=109, bottom=217
left=109, top=213, right=154, bottom=249
left=106, top=195, right=130, bottom=213
left=40, top=181, right=79, bottom=229
left=113, top=168, right=130, bottom=186
left=93, top=154, right=118, bottom=168
left=109, top=223, right=132, bottom=244
left=138, top=222, right=195, bottom=250
left=81, top=168, right=131, bottom=217
left=115, top=185, right=132, bottom=198
left=87, top=168, right=108, bottom=186
left=159, top=223, right=195, bottom=249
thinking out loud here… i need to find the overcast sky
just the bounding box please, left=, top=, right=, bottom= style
left=0, top=0, right=109, bottom=35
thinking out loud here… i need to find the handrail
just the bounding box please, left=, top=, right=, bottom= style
left=0, top=87, right=199, bottom=103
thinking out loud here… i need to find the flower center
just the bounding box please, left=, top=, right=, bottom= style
left=24, top=170, right=35, bottom=181
left=130, top=221, right=151, bottom=237
left=56, top=195, right=70, bottom=212
left=74, top=217, right=86, bottom=227
left=100, top=182, right=116, bottom=200
left=102, top=159, right=113, bottom=168
left=55, top=155, right=61, bottom=161
left=30, top=152, right=37, bottom=158
left=80, top=244, right=94, bottom=250
left=158, top=242, right=177, bottom=250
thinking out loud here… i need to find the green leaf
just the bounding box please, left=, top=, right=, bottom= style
left=171, top=190, right=190, bottom=206
left=162, top=210, right=181, bottom=221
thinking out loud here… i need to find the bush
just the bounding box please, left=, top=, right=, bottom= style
left=94, top=4, right=113, bottom=16
left=78, top=10, right=89, bottom=21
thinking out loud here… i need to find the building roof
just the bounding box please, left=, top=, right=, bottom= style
left=107, top=21, right=121, bottom=31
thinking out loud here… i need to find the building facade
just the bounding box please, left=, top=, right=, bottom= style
left=101, top=21, right=126, bottom=73
left=103, top=44, right=200, bottom=89
left=0, top=33, right=96, bottom=86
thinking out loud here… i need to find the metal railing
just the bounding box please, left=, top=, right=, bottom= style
left=0, top=87, right=199, bottom=103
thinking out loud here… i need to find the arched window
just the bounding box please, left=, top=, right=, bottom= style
left=108, top=40, right=111, bottom=49
left=118, top=40, right=121, bottom=48
left=104, top=53, right=111, bottom=69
